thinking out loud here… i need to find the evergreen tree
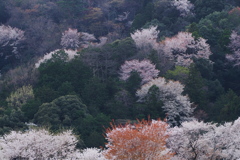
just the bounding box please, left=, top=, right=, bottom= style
left=184, top=64, right=208, bottom=111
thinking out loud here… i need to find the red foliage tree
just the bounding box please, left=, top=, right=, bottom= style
left=103, top=118, right=174, bottom=160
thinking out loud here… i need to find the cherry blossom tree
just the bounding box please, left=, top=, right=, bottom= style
left=131, top=26, right=160, bottom=52
left=226, top=31, right=240, bottom=66
left=119, top=59, right=160, bottom=84
left=172, top=0, right=194, bottom=17
left=211, top=118, right=240, bottom=159
left=0, top=25, right=25, bottom=59
left=162, top=32, right=212, bottom=67
left=136, top=77, right=194, bottom=126
left=61, top=28, right=107, bottom=49
left=168, top=120, right=220, bottom=160
left=77, top=148, right=106, bottom=160
left=168, top=118, right=240, bottom=160
left=0, top=129, right=78, bottom=160
left=61, top=28, right=80, bottom=49
left=103, top=119, right=174, bottom=160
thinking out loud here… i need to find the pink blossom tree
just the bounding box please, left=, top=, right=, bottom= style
left=162, top=32, right=212, bottom=67
left=61, top=28, right=106, bottom=49
left=131, top=26, right=160, bottom=53
left=61, top=28, right=80, bottom=49
left=119, top=59, right=160, bottom=84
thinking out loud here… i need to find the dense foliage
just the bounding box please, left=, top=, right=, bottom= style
left=1, top=0, right=240, bottom=159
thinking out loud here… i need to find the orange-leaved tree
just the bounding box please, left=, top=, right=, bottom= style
left=103, top=118, right=174, bottom=160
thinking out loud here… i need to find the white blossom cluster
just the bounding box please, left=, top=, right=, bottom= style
left=119, top=59, right=160, bottom=84
left=0, top=25, right=25, bottom=57
left=136, top=77, right=194, bottom=126
left=226, top=31, right=240, bottom=66
left=168, top=118, right=240, bottom=159
left=163, top=32, right=212, bottom=67
left=0, top=129, right=78, bottom=160
left=76, top=148, right=106, bottom=160
left=172, top=0, right=194, bottom=17
left=131, top=26, right=160, bottom=52
left=35, top=49, right=78, bottom=68
left=0, top=129, right=108, bottom=160
left=61, top=28, right=80, bottom=49
left=61, top=28, right=107, bottom=49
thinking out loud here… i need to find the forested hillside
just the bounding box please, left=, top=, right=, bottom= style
left=1, top=0, right=240, bottom=159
